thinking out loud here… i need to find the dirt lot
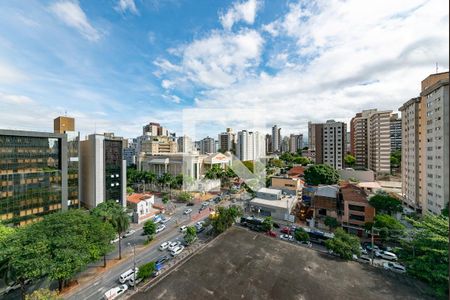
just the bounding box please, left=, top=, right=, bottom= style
left=131, top=226, right=433, bottom=300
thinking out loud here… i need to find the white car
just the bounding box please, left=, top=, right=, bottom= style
left=184, top=209, right=192, bottom=215
left=280, top=234, right=294, bottom=242
left=383, top=262, right=406, bottom=273
left=119, top=268, right=138, bottom=284
left=156, top=224, right=166, bottom=233
left=123, top=230, right=136, bottom=238
left=168, top=241, right=181, bottom=251
left=128, top=276, right=143, bottom=287
left=160, top=216, right=171, bottom=223
left=358, top=255, right=373, bottom=264
left=104, top=284, right=128, bottom=300
left=159, top=241, right=170, bottom=251
left=110, top=236, right=120, bottom=244
left=170, top=245, right=185, bottom=256
left=180, top=225, right=188, bottom=233
left=297, top=240, right=312, bottom=247
left=376, top=250, right=398, bottom=261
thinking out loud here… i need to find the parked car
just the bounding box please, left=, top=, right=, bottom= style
left=168, top=241, right=181, bottom=251
left=128, top=276, right=142, bottom=287
left=170, top=245, right=185, bottom=256
left=180, top=225, right=188, bottom=233
left=280, top=234, right=294, bottom=242
left=104, top=284, right=128, bottom=300
left=272, top=222, right=280, bottom=229
left=265, top=230, right=277, bottom=237
left=119, top=268, right=138, bottom=284
left=297, top=240, right=312, bottom=247
left=360, top=246, right=368, bottom=255
left=365, top=244, right=380, bottom=252
left=155, top=255, right=170, bottom=265
left=123, top=229, right=136, bottom=238
left=1, top=280, right=31, bottom=295
left=281, top=227, right=292, bottom=234
left=186, top=202, right=195, bottom=206
left=110, top=236, right=120, bottom=244
left=160, top=216, right=171, bottom=223
left=159, top=241, right=170, bottom=251
left=383, top=262, right=406, bottom=273
left=376, top=250, right=398, bottom=261
left=201, top=202, right=209, bottom=208
left=358, top=255, right=373, bottom=264
left=184, top=208, right=193, bottom=215
left=156, top=224, right=166, bottom=233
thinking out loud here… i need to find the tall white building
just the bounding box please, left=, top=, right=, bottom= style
left=200, top=137, right=216, bottom=154
left=271, top=125, right=281, bottom=153
left=177, top=135, right=193, bottom=153
left=237, top=130, right=265, bottom=161
left=289, top=134, right=303, bottom=154
left=322, top=120, right=346, bottom=169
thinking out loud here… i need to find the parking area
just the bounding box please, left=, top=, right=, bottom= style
left=130, top=226, right=433, bottom=300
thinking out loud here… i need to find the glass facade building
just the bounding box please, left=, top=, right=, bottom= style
left=0, top=130, right=67, bottom=226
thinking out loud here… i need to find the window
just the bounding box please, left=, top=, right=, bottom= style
left=349, top=214, right=365, bottom=222
left=348, top=204, right=365, bottom=212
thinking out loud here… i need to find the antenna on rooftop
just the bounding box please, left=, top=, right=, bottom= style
left=64, top=110, right=67, bottom=117
left=436, top=62, right=439, bottom=73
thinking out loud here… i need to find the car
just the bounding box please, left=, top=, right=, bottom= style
left=201, top=202, right=209, bottom=207
left=168, top=241, right=181, bottom=251
left=184, top=208, right=193, bottom=215
left=186, top=202, right=194, bottom=206
left=153, top=215, right=162, bottom=223
left=365, top=244, right=380, bottom=252
left=273, top=222, right=280, bottom=228
left=123, top=229, right=136, bottom=238
left=297, top=240, right=312, bottom=247
left=376, top=250, right=398, bottom=261
left=281, top=226, right=292, bottom=234
left=170, top=245, right=185, bottom=256
left=360, top=246, right=368, bottom=255
left=155, top=255, right=170, bottom=265
left=119, top=268, right=138, bottom=284
left=2, top=280, right=31, bottom=295
left=128, top=276, right=142, bottom=287
left=196, top=226, right=205, bottom=233
left=110, top=236, right=120, bottom=244
left=104, top=284, right=128, bottom=300
left=280, top=234, right=294, bottom=242
left=159, top=241, right=170, bottom=251
left=383, top=262, right=406, bottom=273
left=156, top=224, right=166, bottom=233
left=160, top=216, right=171, bottom=223
left=358, top=255, right=373, bottom=264
left=265, top=230, right=277, bottom=237
left=180, top=225, right=188, bottom=233
left=196, top=221, right=205, bottom=227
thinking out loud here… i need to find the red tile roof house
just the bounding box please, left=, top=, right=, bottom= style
left=127, top=193, right=160, bottom=224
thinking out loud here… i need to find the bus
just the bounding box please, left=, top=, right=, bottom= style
left=240, top=216, right=265, bottom=232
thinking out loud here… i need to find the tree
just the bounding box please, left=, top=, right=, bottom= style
left=441, top=206, right=449, bottom=217
left=400, top=215, right=449, bottom=297
left=294, top=228, right=309, bottom=242
left=324, top=228, right=361, bottom=260
left=373, top=214, right=405, bottom=242
left=91, top=201, right=130, bottom=260
left=324, top=216, right=340, bottom=231
left=205, top=164, right=224, bottom=180
left=344, top=154, right=356, bottom=167
left=25, top=288, right=61, bottom=300
left=178, top=191, right=193, bottom=202
left=184, top=226, right=197, bottom=245
left=369, top=191, right=402, bottom=215
left=0, top=223, right=15, bottom=243
left=390, top=149, right=401, bottom=169
left=261, top=216, right=274, bottom=232
left=137, top=261, right=156, bottom=280
left=211, top=205, right=243, bottom=234
left=293, top=156, right=310, bottom=166
left=304, top=164, right=339, bottom=186
left=143, top=220, right=157, bottom=239
left=270, top=158, right=284, bottom=168
left=162, top=194, right=170, bottom=204
left=279, top=152, right=294, bottom=163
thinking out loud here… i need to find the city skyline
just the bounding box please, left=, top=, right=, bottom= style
left=0, top=0, right=448, bottom=139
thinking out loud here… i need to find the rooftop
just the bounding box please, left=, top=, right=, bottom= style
left=257, top=187, right=282, bottom=195
left=315, top=185, right=339, bottom=198
left=341, top=184, right=369, bottom=204
left=127, top=193, right=154, bottom=204
left=250, top=196, right=296, bottom=209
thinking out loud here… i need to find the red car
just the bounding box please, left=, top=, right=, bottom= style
left=281, top=227, right=292, bottom=234
left=265, top=230, right=277, bottom=237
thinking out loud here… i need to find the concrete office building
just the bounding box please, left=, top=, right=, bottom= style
left=236, top=130, right=266, bottom=161
left=399, top=71, right=449, bottom=214
left=139, top=135, right=178, bottom=155
left=390, top=114, right=402, bottom=152
left=350, top=109, right=392, bottom=174
left=218, top=128, right=235, bottom=152
left=322, top=120, right=346, bottom=170
left=271, top=125, right=281, bottom=153
left=308, top=122, right=323, bottom=164
left=281, top=136, right=290, bottom=153
left=200, top=137, right=216, bottom=154
left=143, top=122, right=168, bottom=136
left=265, top=134, right=272, bottom=154
left=0, top=129, right=68, bottom=226
left=289, top=134, right=303, bottom=154
left=80, top=134, right=126, bottom=209
left=177, top=135, right=193, bottom=153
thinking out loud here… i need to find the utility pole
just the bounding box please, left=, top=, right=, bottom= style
left=128, top=243, right=136, bottom=290
left=370, top=227, right=375, bottom=266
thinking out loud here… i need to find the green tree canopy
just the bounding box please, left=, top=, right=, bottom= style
left=399, top=214, right=449, bottom=298
left=369, top=192, right=403, bottom=215
left=293, top=156, right=311, bottom=166
left=178, top=191, right=193, bottom=202
left=25, top=288, right=61, bottom=300
left=261, top=216, right=273, bottom=232
left=211, top=205, right=243, bottom=234
left=304, top=164, right=339, bottom=186
left=137, top=261, right=156, bottom=280
left=344, top=154, right=356, bottom=167
left=294, top=228, right=309, bottom=242
left=184, top=226, right=197, bottom=245
left=373, top=214, right=405, bottom=242
left=390, top=149, right=401, bottom=169
left=324, top=228, right=361, bottom=260
left=143, top=220, right=157, bottom=237
left=270, top=158, right=284, bottom=168
left=324, top=216, right=340, bottom=231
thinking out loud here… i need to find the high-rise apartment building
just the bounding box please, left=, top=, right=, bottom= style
left=271, top=125, right=281, bottom=153
left=236, top=130, right=265, bottom=161
left=265, top=134, right=272, bottom=154
left=143, top=122, right=168, bottom=136
left=308, top=122, right=323, bottom=164
left=281, top=136, right=290, bottom=153
left=399, top=71, right=449, bottom=214
left=289, top=134, right=303, bottom=154
left=200, top=137, right=216, bottom=154
left=350, top=109, right=392, bottom=174
left=0, top=129, right=68, bottom=226
left=390, top=114, right=402, bottom=152
left=218, top=128, right=235, bottom=153
left=322, top=120, right=346, bottom=169
left=80, top=134, right=126, bottom=209
left=177, top=135, right=193, bottom=153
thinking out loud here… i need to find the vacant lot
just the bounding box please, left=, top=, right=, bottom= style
left=131, top=226, right=433, bottom=300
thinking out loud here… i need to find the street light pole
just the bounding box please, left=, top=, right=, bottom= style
left=128, top=242, right=136, bottom=290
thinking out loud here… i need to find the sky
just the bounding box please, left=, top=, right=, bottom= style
left=0, top=0, right=448, bottom=141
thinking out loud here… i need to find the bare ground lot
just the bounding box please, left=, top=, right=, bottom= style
left=131, top=226, right=433, bottom=300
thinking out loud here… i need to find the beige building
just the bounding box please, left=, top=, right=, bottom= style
left=140, top=135, right=177, bottom=154
left=323, top=120, right=346, bottom=169
left=271, top=176, right=303, bottom=197
left=350, top=109, right=392, bottom=174
left=399, top=72, right=449, bottom=214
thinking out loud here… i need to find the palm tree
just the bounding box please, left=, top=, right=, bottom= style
left=144, top=171, right=157, bottom=191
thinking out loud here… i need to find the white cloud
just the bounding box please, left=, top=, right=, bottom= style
left=0, top=92, right=34, bottom=105
left=0, top=61, right=27, bottom=84
left=50, top=1, right=101, bottom=41
left=115, top=0, right=138, bottom=15
left=162, top=94, right=181, bottom=104
left=220, top=0, right=261, bottom=30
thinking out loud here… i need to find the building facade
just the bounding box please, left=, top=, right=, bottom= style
left=307, top=122, right=323, bottom=164
left=200, top=137, right=216, bottom=154
left=0, top=130, right=68, bottom=226
left=236, top=130, right=265, bottom=161
left=390, top=113, right=402, bottom=152
left=271, top=125, right=281, bottom=153
left=322, top=120, right=346, bottom=170
left=218, top=128, right=235, bottom=152
left=289, top=134, right=303, bottom=154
